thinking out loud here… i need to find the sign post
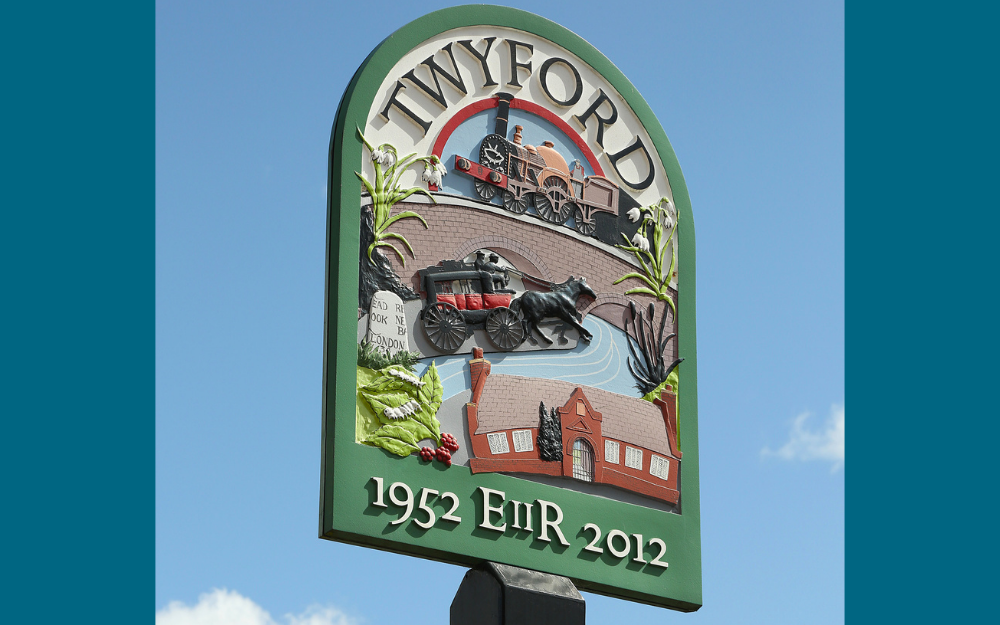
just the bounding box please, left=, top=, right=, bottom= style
left=321, top=5, right=701, bottom=612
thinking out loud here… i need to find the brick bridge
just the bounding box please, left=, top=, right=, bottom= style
left=374, top=196, right=677, bottom=358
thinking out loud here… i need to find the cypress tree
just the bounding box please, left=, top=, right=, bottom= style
left=537, top=401, right=563, bottom=462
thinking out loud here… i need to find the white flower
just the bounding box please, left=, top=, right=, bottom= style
left=626, top=207, right=642, bottom=222
left=422, top=164, right=442, bottom=186
left=631, top=232, right=650, bottom=252
left=434, top=160, right=447, bottom=176
left=371, top=146, right=395, bottom=169
left=662, top=199, right=676, bottom=226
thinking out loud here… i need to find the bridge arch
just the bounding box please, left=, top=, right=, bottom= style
left=453, top=235, right=553, bottom=283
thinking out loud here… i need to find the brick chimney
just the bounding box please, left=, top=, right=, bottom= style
left=655, top=385, right=682, bottom=459
left=469, top=347, right=491, bottom=403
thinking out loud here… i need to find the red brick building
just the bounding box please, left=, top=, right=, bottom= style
left=465, top=348, right=682, bottom=504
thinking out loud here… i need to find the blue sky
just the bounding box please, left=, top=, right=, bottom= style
left=156, top=1, right=843, bottom=623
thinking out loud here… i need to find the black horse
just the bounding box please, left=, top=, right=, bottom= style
left=509, top=276, right=597, bottom=344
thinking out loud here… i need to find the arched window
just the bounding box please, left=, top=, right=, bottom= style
left=571, top=438, right=594, bottom=482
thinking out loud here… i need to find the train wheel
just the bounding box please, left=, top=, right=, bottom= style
left=572, top=205, right=596, bottom=237
left=538, top=178, right=571, bottom=224
left=475, top=179, right=497, bottom=201
left=485, top=307, right=525, bottom=351
left=422, top=302, right=467, bottom=353
left=533, top=192, right=555, bottom=222
left=502, top=190, right=528, bottom=214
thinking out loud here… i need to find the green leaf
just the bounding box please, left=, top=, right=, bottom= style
left=388, top=153, right=421, bottom=189
left=370, top=423, right=421, bottom=447
left=379, top=419, right=436, bottom=445
left=355, top=171, right=375, bottom=198
left=379, top=232, right=415, bottom=257
left=378, top=210, right=429, bottom=234
left=411, top=362, right=444, bottom=442
left=356, top=126, right=373, bottom=151
left=355, top=366, right=382, bottom=444
left=624, top=286, right=660, bottom=298
left=389, top=186, right=435, bottom=205
left=371, top=241, right=407, bottom=266
left=613, top=272, right=657, bottom=289
left=365, top=434, right=419, bottom=457
left=361, top=372, right=408, bottom=395
left=362, top=391, right=414, bottom=425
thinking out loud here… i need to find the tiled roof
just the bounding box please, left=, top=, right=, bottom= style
left=474, top=374, right=672, bottom=455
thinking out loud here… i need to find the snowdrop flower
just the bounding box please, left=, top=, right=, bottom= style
left=662, top=199, right=676, bottom=227
left=371, top=145, right=396, bottom=169
left=631, top=232, right=650, bottom=253
left=434, top=160, right=447, bottom=176
left=422, top=163, right=443, bottom=186
left=626, top=206, right=642, bottom=222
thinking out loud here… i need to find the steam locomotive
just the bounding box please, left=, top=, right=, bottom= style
left=453, top=93, right=619, bottom=237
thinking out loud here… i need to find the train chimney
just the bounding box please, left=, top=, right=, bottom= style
left=494, top=92, right=513, bottom=138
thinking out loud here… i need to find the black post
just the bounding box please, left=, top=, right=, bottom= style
left=450, top=562, right=586, bottom=625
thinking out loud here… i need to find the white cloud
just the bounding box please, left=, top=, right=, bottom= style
left=762, top=404, right=844, bottom=472
left=156, top=589, right=358, bottom=625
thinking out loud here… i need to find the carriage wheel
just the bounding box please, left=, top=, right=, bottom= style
left=474, top=179, right=497, bottom=201
left=502, top=190, right=528, bottom=214
left=572, top=205, right=596, bottom=237
left=422, top=302, right=467, bottom=353
left=485, top=307, right=526, bottom=351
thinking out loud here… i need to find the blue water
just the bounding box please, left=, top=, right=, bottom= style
left=417, top=316, right=639, bottom=402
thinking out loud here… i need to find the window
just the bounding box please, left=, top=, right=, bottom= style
left=487, top=432, right=510, bottom=455
left=650, top=455, right=670, bottom=480
left=512, top=429, right=533, bottom=453
left=624, top=446, right=643, bottom=470
left=605, top=440, right=620, bottom=464
left=572, top=439, right=594, bottom=482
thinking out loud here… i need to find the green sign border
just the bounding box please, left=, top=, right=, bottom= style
left=321, top=5, right=700, bottom=611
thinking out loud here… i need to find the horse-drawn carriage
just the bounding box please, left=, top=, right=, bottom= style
left=418, top=259, right=524, bottom=352
left=418, top=258, right=597, bottom=353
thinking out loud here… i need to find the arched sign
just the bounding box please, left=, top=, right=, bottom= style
left=320, top=5, right=700, bottom=611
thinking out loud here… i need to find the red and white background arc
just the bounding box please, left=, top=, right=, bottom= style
left=363, top=26, right=673, bottom=209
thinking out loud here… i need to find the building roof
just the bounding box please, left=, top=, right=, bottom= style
left=474, top=373, right=673, bottom=456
